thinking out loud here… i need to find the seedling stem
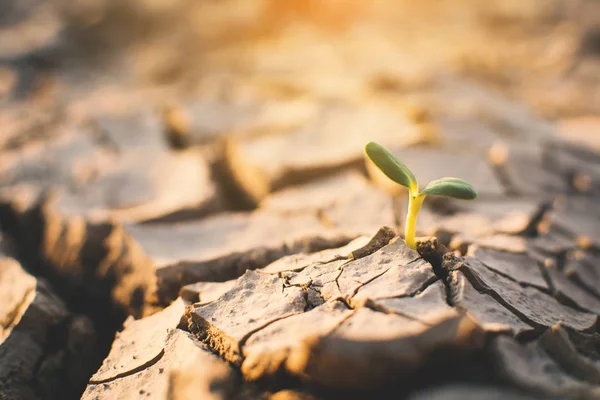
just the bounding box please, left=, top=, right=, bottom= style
left=405, top=193, right=425, bottom=249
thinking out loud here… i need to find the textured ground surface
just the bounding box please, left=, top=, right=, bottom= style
left=2, top=0, right=600, bottom=399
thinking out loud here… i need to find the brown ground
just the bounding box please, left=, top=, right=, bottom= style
left=1, top=0, right=600, bottom=399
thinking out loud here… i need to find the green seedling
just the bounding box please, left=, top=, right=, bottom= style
left=365, top=142, right=477, bottom=250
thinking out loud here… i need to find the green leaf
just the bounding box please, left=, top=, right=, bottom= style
left=420, top=177, right=478, bottom=200
left=365, top=142, right=417, bottom=192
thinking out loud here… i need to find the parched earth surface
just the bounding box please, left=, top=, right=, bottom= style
left=2, top=0, right=600, bottom=399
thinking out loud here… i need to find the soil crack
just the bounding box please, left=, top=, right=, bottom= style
left=237, top=312, right=305, bottom=355
left=348, top=266, right=394, bottom=299
left=374, top=274, right=440, bottom=301
left=478, top=259, right=551, bottom=294
left=460, top=264, right=552, bottom=332
left=88, top=349, right=166, bottom=385
left=416, top=238, right=463, bottom=307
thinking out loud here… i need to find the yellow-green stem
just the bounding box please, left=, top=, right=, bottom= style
left=405, top=194, right=425, bottom=250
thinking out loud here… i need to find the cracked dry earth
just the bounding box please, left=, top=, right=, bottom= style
left=5, top=133, right=600, bottom=400
left=4, top=1, right=600, bottom=399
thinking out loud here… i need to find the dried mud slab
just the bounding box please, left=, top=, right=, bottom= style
left=163, top=96, right=318, bottom=147
left=82, top=329, right=237, bottom=400
left=350, top=256, right=434, bottom=303
left=418, top=198, right=545, bottom=245
left=259, top=171, right=395, bottom=235
left=334, top=239, right=423, bottom=297
left=89, top=299, right=185, bottom=383
left=458, top=273, right=535, bottom=335
left=372, top=280, right=453, bottom=324
left=83, top=295, right=239, bottom=399
left=543, top=138, right=600, bottom=195
left=488, top=142, right=570, bottom=195
left=0, top=111, right=219, bottom=224
left=463, top=234, right=529, bottom=254
left=127, top=210, right=354, bottom=306
left=428, top=112, right=502, bottom=148
left=565, top=250, right=600, bottom=299
left=0, top=243, right=97, bottom=400
left=242, top=303, right=486, bottom=390
left=260, top=235, right=372, bottom=275
left=416, top=212, right=496, bottom=244
left=467, top=245, right=547, bottom=289
left=166, top=354, right=239, bottom=400
left=432, top=78, right=554, bottom=144
left=493, top=335, right=600, bottom=398
left=538, top=324, right=600, bottom=385
left=282, top=238, right=424, bottom=302
left=459, top=198, right=546, bottom=233
left=186, top=237, right=515, bottom=392
left=375, top=278, right=534, bottom=335
left=241, top=301, right=353, bottom=381
left=287, top=311, right=485, bottom=390
left=462, top=257, right=597, bottom=331
left=527, top=231, right=574, bottom=263
left=185, top=234, right=600, bottom=394
left=223, top=101, right=427, bottom=203
left=187, top=271, right=308, bottom=365
left=179, top=222, right=600, bottom=396
left=543, top=260, right=600, bottom=315
left=552, top=197, right=600, bottom=249
left=180, top=280, right=238, bottom=304
left=261, top=226, right=397, bottom=277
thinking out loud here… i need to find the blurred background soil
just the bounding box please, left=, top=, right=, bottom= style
left=1, top=0, right=599, bottom=126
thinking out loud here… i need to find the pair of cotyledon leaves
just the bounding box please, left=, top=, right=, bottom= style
left=365, top=142, right=477, bottom=200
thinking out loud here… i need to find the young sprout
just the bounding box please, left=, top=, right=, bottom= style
left=365, top=142, right=477, bottom=250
